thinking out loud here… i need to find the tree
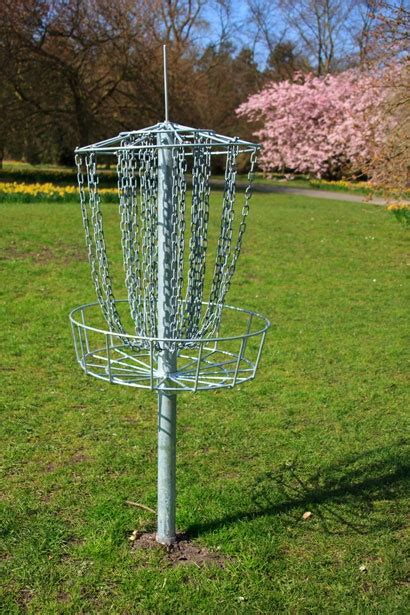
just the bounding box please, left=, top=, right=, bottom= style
left=0, top=0, right=262, bottom=165
left=0, top=0, right=139, bottom=163
left=194, top=44, right=262, bottom=144
left=245, top=0, right=286, bottom=58
left=266, top=41, right=311, bottom=81
left=244, top=0, right=375, bottom=74
left=277, top=0, right=360, bottom=75
left=360, top=1, right=409, bottom=191
left=237, top=69, right=388, bottom=179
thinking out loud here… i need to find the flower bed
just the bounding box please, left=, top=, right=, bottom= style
left=0, top=182, right=118, bottom=202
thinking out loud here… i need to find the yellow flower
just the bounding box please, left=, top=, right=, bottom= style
left=0, top=181, right=118, bottom=200
left=387, top=203, right=409, bottom=212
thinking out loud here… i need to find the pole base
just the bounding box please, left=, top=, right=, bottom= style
left=156, top=533, right=177, bottom=546
left=157, top=390, right=177, bottom=546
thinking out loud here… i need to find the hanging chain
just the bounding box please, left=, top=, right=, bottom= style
left=201, top=145, right=257, bottom=339
left=170, top=145, right=187, bottom=340
left=117, top=142, right=144, bottom=338
left=76, top=152, right=126, bottom=337
left=201, top=143, right=238, bottom=337
left=138, top=138, right=158, bottom=338
left=76, top=138, right=257, bottom=349
left=224, top=147, right=257, bottom=293
left=182, top=138, right=211, bottom=339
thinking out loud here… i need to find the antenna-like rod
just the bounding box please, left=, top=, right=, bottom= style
left=163, top=44, right=169, bottom=122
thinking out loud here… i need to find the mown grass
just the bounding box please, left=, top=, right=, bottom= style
left=0, top=193, right=408, bottom=614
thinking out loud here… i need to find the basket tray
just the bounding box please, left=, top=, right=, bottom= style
left=70, top=301, right=270, bottom=392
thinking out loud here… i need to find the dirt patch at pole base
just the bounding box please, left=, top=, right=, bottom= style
left=131, top=532, right=227, bottom=567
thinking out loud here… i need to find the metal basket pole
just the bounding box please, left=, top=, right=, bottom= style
left=156, top=110, right=177, bottom=544
left=71, top=45, right=268, bottom=549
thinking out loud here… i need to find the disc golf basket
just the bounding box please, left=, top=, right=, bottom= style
left=70, top=47, right=270, bottom=545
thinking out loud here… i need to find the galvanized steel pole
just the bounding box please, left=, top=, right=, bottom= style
left=156, top=389, right=176, bottom=544
left=156, top=122, right=177, bottom=545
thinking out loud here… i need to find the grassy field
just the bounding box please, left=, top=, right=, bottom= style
left=0, top=193, right=408, bottom=613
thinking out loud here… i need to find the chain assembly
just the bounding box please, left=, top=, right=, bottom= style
left=75, top=123, right=258, bottom=350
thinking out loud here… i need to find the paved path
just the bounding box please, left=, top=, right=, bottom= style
left=210, top=179, right=387, bottom=206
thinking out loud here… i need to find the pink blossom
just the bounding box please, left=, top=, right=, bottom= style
left=237, top=70, right=391, bottom=178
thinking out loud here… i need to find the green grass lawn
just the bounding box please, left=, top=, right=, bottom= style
left=0, top=194, right=408, bottom=613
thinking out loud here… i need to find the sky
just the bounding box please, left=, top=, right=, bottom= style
left=200, top=0, right=281, bottom=68
left=197, top=0, right=408, bottom=70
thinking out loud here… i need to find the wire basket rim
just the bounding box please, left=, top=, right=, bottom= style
left=69, top=300, right=271, bottom=344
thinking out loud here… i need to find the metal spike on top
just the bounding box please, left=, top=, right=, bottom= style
left=163, top=44, right=169, bottom=122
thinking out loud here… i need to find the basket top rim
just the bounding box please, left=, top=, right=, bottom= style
left=70, top=300, right=271, bottom=344
left=75, top=121, right=260, bottom=155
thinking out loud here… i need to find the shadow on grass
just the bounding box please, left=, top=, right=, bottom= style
left=187, top=441, right=409, bottom=537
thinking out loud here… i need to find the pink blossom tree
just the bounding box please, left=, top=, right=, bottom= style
left=237, top=70, right=390, bottom=179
